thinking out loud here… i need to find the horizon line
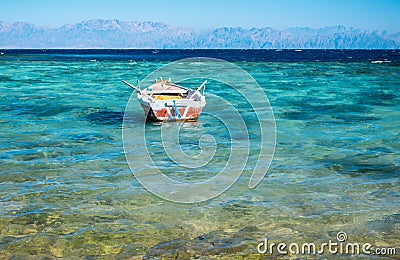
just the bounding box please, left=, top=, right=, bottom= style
left=1, top=48, right=399, bottom=50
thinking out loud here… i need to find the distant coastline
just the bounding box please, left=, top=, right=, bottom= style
left=0, top=19, right=399, bottom=49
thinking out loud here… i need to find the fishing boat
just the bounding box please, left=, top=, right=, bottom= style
left=123, top=78, right=207, bottom=122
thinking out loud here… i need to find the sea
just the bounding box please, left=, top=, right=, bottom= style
left=0, top=49, right=399, bottom=258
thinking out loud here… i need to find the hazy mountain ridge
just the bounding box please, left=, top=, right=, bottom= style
left=0, top=19, right=398, bottom=49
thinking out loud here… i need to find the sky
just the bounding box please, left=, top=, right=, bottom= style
left=1, top=0, right=399, bottom=32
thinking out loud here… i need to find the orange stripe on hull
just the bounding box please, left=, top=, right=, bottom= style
left=141, top=104, right=202, bottom=122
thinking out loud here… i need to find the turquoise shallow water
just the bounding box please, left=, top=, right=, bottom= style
left=0, top=52, right=399, bottom=258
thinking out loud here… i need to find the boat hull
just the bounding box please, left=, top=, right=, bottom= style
left=140, top=102, right=203, bottom=122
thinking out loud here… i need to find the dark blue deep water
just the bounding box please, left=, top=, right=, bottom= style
left=2, top=49, right=400, bottom=62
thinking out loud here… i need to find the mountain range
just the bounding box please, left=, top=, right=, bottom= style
left=0, top=19, right=399, bottom=49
